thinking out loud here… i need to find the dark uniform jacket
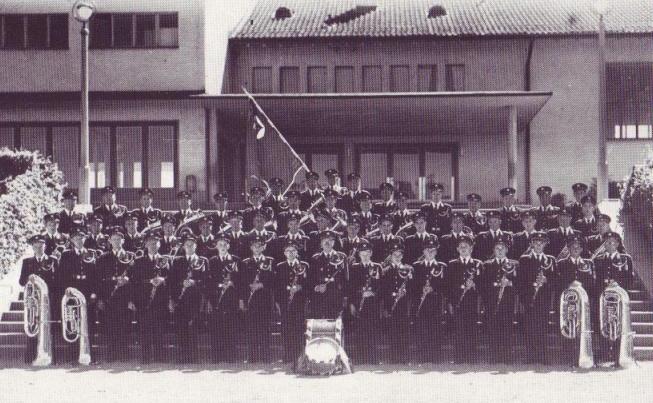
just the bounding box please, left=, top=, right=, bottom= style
left=337, top=191, right=362, bottom=215
left=348, top=261, right=383, bottom=317
left=473, top=229, right=512, bottom=262
left=308, top=250, right=347, bottom=319
left=57, top=248, right=100, bottom=298
left=593, top=252, right=634, bottom=292
left=545, top=227, right=580, bottom=258
left=272, top=233, right=309, bottom=262
left=381, top=264, right=415, bottom=317
left=167, top=254, right=209, bottom=304
left=276, top=209, right=304, bottom=236
left=438, top=232, right=468, bottom=264
left=509, top=230, right=536, bottom=260
left=351, top=211, right=379, bottom=236
left=445, top=257, right=484, bottom=312
left=392, top=209, right=414, bottom=236
left=479, top=258, right=519, bottom=316
left=57, top=209, right=86, bottom=235
left=96, top=249, right=137, bottom=303
left=275, top=260, right=310, bottom=312
left=412, top=259, right=447, bottom=318
left=130, top=207, right=162, bottom=232
left=84, top=233, right=110, bottom=253
left=403, top=232, right=436, bottom=266
left=300, top=189, right=323, bottom=212
left=516, top=252, right=558, bottom=313
left=420, top=201, right=453, bottom=236
left=463, top=211, right=489, bottom=235
left=557, top=256, right=596, bottom=298
left=240, top=256, right=276, bottom=311
left=130, top=254, right=170, bottom=311
left=44, top=232, right=68, bottom=256
left=123, top=232, right=144, bottom=254
left=500, top=206, right=523, bottom=233
left=372, top=200, right=398, bottom=217
left=207, top=253, right=241, bottom=313
left=535, top=205, right=560, bottom=231
left=196, top=234, right=218, bottom=259
left=93, top=204, right=127, bottom=231
left=242, top=206, right=274, bottom=233
left=572, top=216, right=599, bottom=237
left=19, top=255, right=60, bottom=318
left=369, top=234, right=404, bottom=263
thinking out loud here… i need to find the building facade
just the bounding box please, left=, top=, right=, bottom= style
left=0, top=0, right=651, bottom=208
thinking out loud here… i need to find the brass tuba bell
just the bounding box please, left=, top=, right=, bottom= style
left=600, top=281, right=636, bottom=368
left=23, top=274, right=53, bottom=366
left=560, top=280, right=594, bottom=368
left=61, top=287, right=91, bottom=365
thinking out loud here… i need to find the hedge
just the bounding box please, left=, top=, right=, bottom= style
left=620, top=155, right=653, bottom=240
left=0, top=148, right=64, bottom=278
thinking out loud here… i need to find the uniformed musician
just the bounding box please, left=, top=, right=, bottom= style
left=275, top=241, right=310, bottom=367
left=463, top=193, right=488, bottom=235
left=159, top=214, right=182, bottom=257
left=473, top=210, right=512, bottom=262
left=300, top=171, right=322, bottom=211
left=306, top=211, right=339, bottom=256
left=402, top=212, right=435, bottom=265
left=517, top=231, right=557, bottom=364
left=209, top=192, right=231, bottom=234
left=438, top=212, right=471, bottom=264
left=535, top=186, right=560, bottom=231
left=43, top=213, right=68, bottom=258
left=446, top=235, right=484, bottom=363
left=243, top=186, right=275, bottom=233
left=57, top=228, right=99, bottom=364
left=19, top=235, right=60, bottom=364
left=196, top=216, right=217, bottom=259
left=546, top=207, right=581, bottom=258
left=593, top=231, right=634, bottom=365
left=586, top=214, right=625, bottom=257
left=58, top=189, right=86, bottom=235
left=206, top=235, right=241, bottom=363
left=480, top=235, right=518, bottom=364
left=337, top=173, right=362, bottom=215
left=168, top=235, right=208, bottom=363
left=273, top=213, right=308, bottom=262
left=392, top=192, right=414, bottom=237
left=173, top=191, right=201, bottom=232
left=347, top=240, right=382, bottom=364
left=370, top=214, right=404, bottom=264
left=372, top=182, right=398, bottom=216
left=308, top=230, right=347, bottom=320
left=413, top=237, right=447, bottom=363
left=223, top=211, right=248, bottom=260
left=246, top=210, right=276, bottom=255
left=324, top=169, right=343, bottom=194
left=130, top=188, right=162, bottom=232
left=352, top=191, right=378, bottom=236
left=380, top=242, right=414, bottom=364
left=340, top=216, right=364, bottom=264
left=131, top=233, right=169, bottom=364
left=84, top=214, right=109, bottom=252
left=568, top=183, right=590, bottom=222
left=420, top=183, right=452, bottom=237
left=572, top=195, right=599, bottom=237
left=499, top=187, right=523, bottom=233
left=263, top=177, right=287, bottom=216
left=240, top=235, right=276, bottom=363
left=276, top=190, right=303, bottom=235
left=509, top=210, right=538, bottom=260
left=122, top=213, right=144, bottom=254
left=321, top=188, right=348, bottom=231
left=93, top=186, right=127, bottom=230
left=96, top=228, right=136, bottom=362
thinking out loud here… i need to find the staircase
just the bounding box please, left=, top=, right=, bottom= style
left=1, top=284, right=651, bottom=365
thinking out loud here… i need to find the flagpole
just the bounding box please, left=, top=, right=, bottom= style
left=282, top=166, right=305, bottom=197
left=242, top=87, right=310, bottom=172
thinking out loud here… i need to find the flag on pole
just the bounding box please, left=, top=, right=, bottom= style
left=243, top=88, right=309, bottom=194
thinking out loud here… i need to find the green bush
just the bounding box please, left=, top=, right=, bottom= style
left=0, top=148, right=64, bottom=277
left=620, top=154, right=653, bottom=239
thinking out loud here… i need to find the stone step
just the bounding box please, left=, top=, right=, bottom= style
left=633, top=322, right=653, bottom=333
left=632, top=311, right=653, bottom=322
left=634, top=334, right=653, bottom=347
left=9, top=301, right=23, bottom=311
left=635, top=347, right=653, bottom=360
left=0, top=322, right=23, bottom=333
left=630, top=301, right=650, bottom=310
left=1, top=311, right=23, bottom=322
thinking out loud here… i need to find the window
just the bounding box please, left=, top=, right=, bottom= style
left=294, top=145, right=343, bottom=185
left=608, top=63, right=653, bottom=139
left=90, top=13, right=179, bottom=49
left=0, top=122, right=177, bottom=191
left=445, top=64, right=465, bottom=91
left=356, top=144, right=457, bottom=200
left=252, top=67, right=272, bottom=93
left=418, top=65, right=438, bottom=91
left=307, top=66, right=328, bottom=93
left=280, top=66, right=300, bottom=93
left=0, top=14, right=68, bottom=49
left=335, top=66, right=354, bottom=93
left=390, top=65, right=410, bottom=92
left=362, top=65, right=382, bottom=92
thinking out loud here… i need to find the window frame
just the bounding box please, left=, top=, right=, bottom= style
left=0, top=14, right=68, bottom=50
left=89, top=12, right=179, bottom=50
left=445, top=63, right=465, bottom=92
left=607, top=62, right=653, bottom=141
left=0, top=121, right=179, bottom=190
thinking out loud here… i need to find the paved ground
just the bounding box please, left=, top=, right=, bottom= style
left=2, top=362, right=652, bottom=403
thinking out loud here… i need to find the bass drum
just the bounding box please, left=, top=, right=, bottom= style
left=296, top=318, right=352, bottom=376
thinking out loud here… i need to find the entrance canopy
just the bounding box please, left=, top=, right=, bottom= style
left=195, top=91, right=552, bottom=134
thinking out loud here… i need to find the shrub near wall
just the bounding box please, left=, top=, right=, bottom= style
left=620, top=156, right=653, bottom=240
left=0, top=148, right=63, bottom=278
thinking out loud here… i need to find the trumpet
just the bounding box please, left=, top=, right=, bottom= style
left=391, top=277, right=409, bottom=313
left=560, top=281, right=594, bottom=368
left=23, top=274, right=53, bottom=366
left=61, top=287, right=91, bottom=365
left=457, top=266, right=478, bottom=309
left=416, top=277, right=432, bottom=316
left=216, top=268, right=236, bottom=309
left=494, top=260, right=517, bottom=308
left=600, top=281, right=636, bottom=368
left=110, top=269, right=130, bottom=299
left=358, top=266, right=379, bottom=313
left=248, top=272, right=261, bottom=307
left=532, top=255, right=554, bottom=304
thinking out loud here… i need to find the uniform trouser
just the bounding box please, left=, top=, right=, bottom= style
left=598, top=337, right=621, bottom=365
left=352, top=299, right=379, bottom=364
left=452, top=295, right=478, bottom=363
left=523, top=307, right=548, bottom=363
left=247, top=307, right=271, bottom=363
left=487, top=312, right=513, bottom=363
left=137, top=308, right=165, bottom=363
left=105, top=297, right=131, bottom=361
left=208, top=310, right=239, bottom=362
left=281, top=305, right=305, bottom=364
left=415, top=315, right=443, bottom=363
left=174, top=301, right=200, bottom=363
left=387, top=313, right=410, bottom=364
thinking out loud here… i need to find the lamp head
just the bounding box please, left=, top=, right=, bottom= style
left=73, top=0, right=95, bottom=23
left=591, top=0, right=610, bottom=16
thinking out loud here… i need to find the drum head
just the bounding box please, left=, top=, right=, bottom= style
left=305, top=337, right=339, bottom=364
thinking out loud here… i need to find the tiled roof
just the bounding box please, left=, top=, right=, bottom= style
left=231, top=0, right=653, bottom=39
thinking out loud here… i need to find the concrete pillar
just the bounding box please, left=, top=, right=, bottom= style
left=507, top=105, right=518, bottom=192
left=206, top=107, right=219, bottom=202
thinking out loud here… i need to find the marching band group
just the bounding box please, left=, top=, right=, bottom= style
left=19, top=169, right=636, bottom=369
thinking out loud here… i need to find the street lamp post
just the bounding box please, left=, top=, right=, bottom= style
left=72, top=1, right=95, bottom=209
left=594, top=1, right=609, bottom=202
